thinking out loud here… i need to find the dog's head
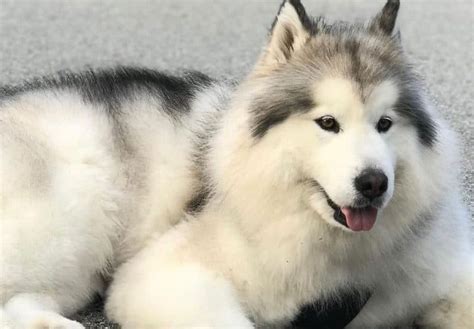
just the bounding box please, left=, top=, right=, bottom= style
left=218, top=0, right=440, bottom=233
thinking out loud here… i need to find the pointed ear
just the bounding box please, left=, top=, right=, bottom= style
left=370, top=0, right=400, bottom=35
left=257, top=0, right=312, bottom=71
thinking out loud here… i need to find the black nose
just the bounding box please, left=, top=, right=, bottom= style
left=354, top=169, right=388, bottom=200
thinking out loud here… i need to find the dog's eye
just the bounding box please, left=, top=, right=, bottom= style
left=377, top=116, right=393, bottom=133
left=315, top=116, right=340, bottom=133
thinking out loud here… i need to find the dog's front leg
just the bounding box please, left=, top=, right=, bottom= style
left=106, top=237, right=254, bottom=329
left=344, top=280, right=429, bottom=329
left=346, top=264, right=473, bottom=329
left=413, top=269, right=474, bottom=329
left=2, top=293, right=85, bottom=329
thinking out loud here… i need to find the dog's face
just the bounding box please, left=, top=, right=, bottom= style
left=242, top=0, right=437, bottom=232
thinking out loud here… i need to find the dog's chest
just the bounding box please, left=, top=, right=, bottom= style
left=244, top=243, right=367, bottom=326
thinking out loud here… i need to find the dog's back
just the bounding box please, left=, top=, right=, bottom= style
left=0, top=68, right=229, bottom=327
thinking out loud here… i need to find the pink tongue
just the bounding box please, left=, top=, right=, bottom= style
left=341, top=207, right=378, bottom=232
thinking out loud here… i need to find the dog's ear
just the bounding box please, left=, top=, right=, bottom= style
left=256, top=0, right=311, bottom=72
left=370, top=0, right=400, bottom=35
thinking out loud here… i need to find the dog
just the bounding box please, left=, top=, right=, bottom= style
left=0, top=0, right=472, bottom=328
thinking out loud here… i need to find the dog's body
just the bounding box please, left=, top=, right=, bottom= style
left=0, top=1, right=472, bottom=328
left=0, top=68, right=231, bottom=328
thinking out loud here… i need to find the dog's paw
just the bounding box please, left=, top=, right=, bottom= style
left=21, top=312, right=85, bottom=329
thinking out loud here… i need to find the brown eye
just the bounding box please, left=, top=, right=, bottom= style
left=315, top=115, right=340, bottom=133
left=377, top=116, right=393, bottom=133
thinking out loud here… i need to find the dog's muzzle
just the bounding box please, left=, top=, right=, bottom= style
left=313, top=178, right=386, bottom=232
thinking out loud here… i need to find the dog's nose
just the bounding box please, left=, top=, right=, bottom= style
left=354, top=169, right=388, bottom=200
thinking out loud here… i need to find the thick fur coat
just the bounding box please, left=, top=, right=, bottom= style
left=0, top=1, right=472, bottom=328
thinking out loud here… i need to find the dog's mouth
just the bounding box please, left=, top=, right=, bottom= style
left=326, top=197, right=378, bottom=232
left=311, top=180, right=379, bottom=232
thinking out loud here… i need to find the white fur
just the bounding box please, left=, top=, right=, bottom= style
left=309, top=78, right=397, bottom=228
left=1, top=3, right=472, bottom=329
left=106, top=223, right=253, bottom=329
left=0, top=92, right=121, bottom=328
left=2, top=294, right=84, bottom=329
left=0, top=83, right=233, bottom=328
left=106, top=74, right=472, bottom=328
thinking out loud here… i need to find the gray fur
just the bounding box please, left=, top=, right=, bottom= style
left=0, top=1, right=469, bottom=329
left=0, top=67, right=214, bottom=122
left=250, top=1, right=436, bottom=147
left=370, top=0, right=401, bottom=35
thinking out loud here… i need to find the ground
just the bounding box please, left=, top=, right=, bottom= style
left=0, top=0, right=472, bottom=328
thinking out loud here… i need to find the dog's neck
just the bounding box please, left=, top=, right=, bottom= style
left=202, top=115, right=395, bottom=268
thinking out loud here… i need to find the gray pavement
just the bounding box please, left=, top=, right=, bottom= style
left=0, top=0, right=472, bottom=328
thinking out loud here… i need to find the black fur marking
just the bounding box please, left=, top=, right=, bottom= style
left=268, top=0, right=315, bottom=62
left=0, top=67, right=214, bottom=121
left=371, top=0, right=400, bottom=35
left=185, top=189, right=211, bottom=214
left=185, top=87, right=230, bottom=216
left=272, top=0, right=313, bottom=34
left=394, top=86, right=437, bottom=147
left=250, top=86, right=315, bottom=138
left=292, top=289, right=371, bottom=329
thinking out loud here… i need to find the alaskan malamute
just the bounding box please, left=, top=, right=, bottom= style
left=0, top=1, right=472, bottom=328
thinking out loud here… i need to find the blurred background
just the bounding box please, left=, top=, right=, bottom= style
left=0, top=0, right=472, bottom=327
